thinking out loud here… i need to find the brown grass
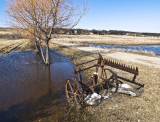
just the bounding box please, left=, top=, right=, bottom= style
left=50, top=43, right=160, bottom=122
left=0, top=39, right=34, bottom=53
left=0, top=28, right=33, bottom=39
left=52, top=34, right=160, bottom=45
left=0, top=28, right=159, bottom=121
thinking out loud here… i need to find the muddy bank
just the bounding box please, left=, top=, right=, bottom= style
left=50, top=43, right=160, bottom=121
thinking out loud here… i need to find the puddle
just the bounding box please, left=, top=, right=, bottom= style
left=89, top=44, right=160, bottom=56
left=0, top=50, right=92, bottom=121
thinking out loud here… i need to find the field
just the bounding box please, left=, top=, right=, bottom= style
left=50, top=35, right=160, bottom=121
left=0, top=28, right=160, bottom=121
left=1, top=28, right=160, bottom=53
left=52, top=34, right=160, bottom=45
left=0, top=28, right=34, bottom=53
left=50, top=43, right=160, bottom=121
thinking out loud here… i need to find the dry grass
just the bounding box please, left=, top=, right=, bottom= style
left=0, top=40, right=159, bottom=121
left=52, top=34, right=160, bottom=45
left=0, top=28, right=19, bottom=34
left=0, top=27, right=35, bottom=53
left=0, top=28, right=159, bottom=121
left=0, top=39, right=34, bottom=53
left=50, top=43, right=160, bottom=122
left=86, top=61, right=160, bottom=122
left=0, top=28, right=32, bottom=39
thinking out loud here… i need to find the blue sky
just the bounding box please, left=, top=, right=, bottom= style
left=0, top=0, right=8, bottom=27
left=0, top=0, right=160, bottom=33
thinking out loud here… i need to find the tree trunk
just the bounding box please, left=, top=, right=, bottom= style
left=39, top=43, right=46, bottom=63
left=45, top=40, right=50, bottom=65
left=35, top=41, right=40, bottom=54
left=35, top=38, right=50, bottom=65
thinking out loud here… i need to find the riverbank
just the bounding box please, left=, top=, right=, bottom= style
left=51, top=40, right=160, bottom=69
left=0, top=33, right=160, bottom=121
left=0, top=49, right=98, bottom=122
left=49, top=43, right=160, bottom=122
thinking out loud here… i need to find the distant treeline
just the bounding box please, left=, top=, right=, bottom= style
left=52, top=28, right=160, bottom=37
left=0, top=27, right=159, bottom=38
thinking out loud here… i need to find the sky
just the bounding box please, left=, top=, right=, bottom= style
left=0, top=0, right=160, bottom=33
left=0, top=0, right=8, bottom=27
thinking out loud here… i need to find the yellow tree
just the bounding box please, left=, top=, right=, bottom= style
left=6, top=0, right=86, bottom=64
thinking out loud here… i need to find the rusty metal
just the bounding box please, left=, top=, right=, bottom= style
left=103, top=68, right=119, bottom=92
left=117, top=76, right=144, bottom=88
left=97, top=55, right=139, bottom=75
left=65, top=78, right=84, bottom=106
left=97, top=54, right=143, bottom=87
left=65, top=54, right=144, bottom=107
left=93, top=73, right=98, bottom=86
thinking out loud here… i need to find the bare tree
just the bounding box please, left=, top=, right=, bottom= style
left=6, top=0, right=86, bottom=65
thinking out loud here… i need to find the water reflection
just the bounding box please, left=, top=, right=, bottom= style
left=0, top=50, right=83, bottom=121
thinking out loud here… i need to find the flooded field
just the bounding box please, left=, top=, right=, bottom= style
left=0, top=50, right=91, bottom=121
left=89, top=44, right=160, bottom=56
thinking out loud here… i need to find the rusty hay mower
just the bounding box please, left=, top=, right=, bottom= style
left=65, top=54, right=144, bottom=108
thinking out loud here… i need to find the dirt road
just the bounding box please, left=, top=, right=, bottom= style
left=51, top=40, right=160, bottom=69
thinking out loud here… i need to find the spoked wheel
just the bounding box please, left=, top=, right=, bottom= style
left=65, top=78, right=84, bottom=108
left=102, top=68, right=119, bottom=92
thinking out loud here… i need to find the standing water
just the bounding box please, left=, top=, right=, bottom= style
left=0, top=50, right=91, bottom=121
left=89, top=44, right=160, bottom=56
